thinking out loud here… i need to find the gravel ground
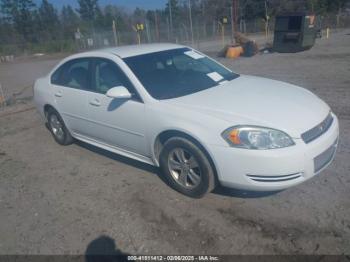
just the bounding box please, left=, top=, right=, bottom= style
left=0, top=30, right=349, bottom=255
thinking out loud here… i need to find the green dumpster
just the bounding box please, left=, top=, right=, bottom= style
left=273, top=13, right=317, bottom=53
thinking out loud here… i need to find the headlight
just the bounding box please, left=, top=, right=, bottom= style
left=222, top=126, right=295, bottom=149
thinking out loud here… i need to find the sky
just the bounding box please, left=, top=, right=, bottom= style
left=35, top=0, right=168, bottom=10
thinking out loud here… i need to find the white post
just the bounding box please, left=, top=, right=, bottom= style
left=0, top=83, right=6, bottom=108
left=145, top=20, right=151, bottom=43
left=112, top=20, right=118, bottom=46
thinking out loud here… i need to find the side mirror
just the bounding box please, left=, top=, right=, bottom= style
left=106, top=86, right=132, bottom=99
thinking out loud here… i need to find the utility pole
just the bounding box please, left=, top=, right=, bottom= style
left=310, top=0, right=314, bottom=13
left=231, top=0, right=238, bottom=44
left=230, top=5, right=234, bottom=44
left=167, top=17, right=171, bottom=40
left=264, top=0, right=269, bottom=40
left=154, top=11, right=160, bottom=42
left=169, top=0, right=173, bottom=39
left=202, top=0, right=206, bottom=38
left=188, top=0, right=194, bottom=46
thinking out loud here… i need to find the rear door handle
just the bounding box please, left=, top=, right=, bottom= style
left=89, top=99, right=101, bottom=107
left=54, top=91, right=62, bottom=97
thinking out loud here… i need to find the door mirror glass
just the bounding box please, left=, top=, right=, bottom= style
left=106, top=86, right=132, bottom=99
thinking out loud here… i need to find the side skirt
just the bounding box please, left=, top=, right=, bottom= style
left=72, top=133, right=156, bottom=166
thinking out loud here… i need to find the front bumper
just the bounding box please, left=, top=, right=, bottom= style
left=209, top=114, right=339, bottom=191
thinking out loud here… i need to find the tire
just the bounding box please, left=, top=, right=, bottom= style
left=159, top=137, right=216, bottom=198
left=47, top=108, right=74, bottom=146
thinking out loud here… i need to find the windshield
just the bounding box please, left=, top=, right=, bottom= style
left=123, top=48, right=239, bottom=100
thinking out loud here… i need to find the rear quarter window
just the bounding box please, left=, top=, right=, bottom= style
left=50, top=58, right=90, bottom=90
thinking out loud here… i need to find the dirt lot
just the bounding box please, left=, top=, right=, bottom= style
left=0, top=30, right=349, bottom=255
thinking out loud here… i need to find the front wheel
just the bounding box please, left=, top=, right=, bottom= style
left=159, top=137, right=216, bottom=198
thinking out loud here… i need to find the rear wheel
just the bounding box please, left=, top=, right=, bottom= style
left=47, top=108, right=74, bottom=145
left=159, top=137, right=216, bottom=198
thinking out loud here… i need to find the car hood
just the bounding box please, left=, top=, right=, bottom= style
left=162, top=75, right=330, bottom=138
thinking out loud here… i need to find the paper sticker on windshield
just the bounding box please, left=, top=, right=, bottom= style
left=207, top=72, right=224, bottom=82
left=184, top=50, right=204, bottom=60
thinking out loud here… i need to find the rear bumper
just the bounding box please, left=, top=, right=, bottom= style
left=209, top=114, right=339, bottom=191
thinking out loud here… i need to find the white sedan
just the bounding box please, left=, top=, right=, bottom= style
left=34, top=43, right=339, bottom=198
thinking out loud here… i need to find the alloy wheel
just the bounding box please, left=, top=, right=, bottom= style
left=49, top=114, right=65, bottom=141
left=168, top=148, right=202, bottom=189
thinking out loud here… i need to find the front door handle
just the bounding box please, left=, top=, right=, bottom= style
left=54, top=91, right=62, bottom=97
left=89, top=99, right=101, bottom=107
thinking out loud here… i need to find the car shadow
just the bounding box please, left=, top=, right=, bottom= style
left=85, top=235, right=129, bottom=262
left=76, top=140, right=283, bottom=199
left=212, top=185, right=283, bottom=198
left=75, top=140, right=168, bottom=184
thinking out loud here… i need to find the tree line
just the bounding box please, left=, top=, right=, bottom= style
left=0, top=0, right=349, bottom=53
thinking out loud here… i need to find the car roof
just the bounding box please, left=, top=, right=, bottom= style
left=86, top=43, right=187, bottom=59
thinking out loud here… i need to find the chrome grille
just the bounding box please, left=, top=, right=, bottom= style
left=314, top=139, right=338, bottom=173
left=246, top=173, right=302, bottom=182
left=301, top=113, right=333, bottom=144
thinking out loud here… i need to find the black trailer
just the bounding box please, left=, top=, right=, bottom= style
left=273, top=13, right=318, bottom=53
